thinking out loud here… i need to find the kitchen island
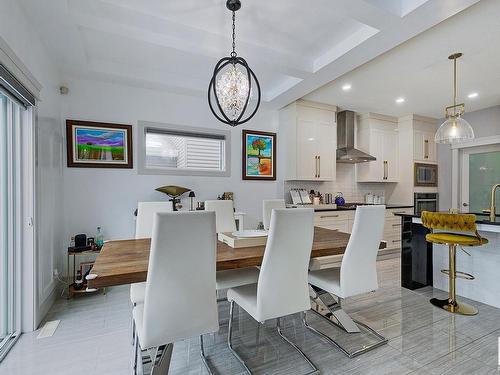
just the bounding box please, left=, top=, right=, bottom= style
left=397, top=212, right=500, bottom=309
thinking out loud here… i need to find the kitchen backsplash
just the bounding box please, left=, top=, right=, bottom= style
left=284, top=164, right=387, bottom=203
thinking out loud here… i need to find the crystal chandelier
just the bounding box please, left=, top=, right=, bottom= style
left=208, top=0, right=261, bottom=127
left=435, top=53, right=474, bottom=144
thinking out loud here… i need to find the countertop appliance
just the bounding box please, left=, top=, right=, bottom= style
left=414, top=193, right=439, bottom=215
left=336, top=110, right=376, bottom=163
left=414, top=163, right=438, bottom=187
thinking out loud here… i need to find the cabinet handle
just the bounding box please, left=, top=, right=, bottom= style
left=315, top=156, right=318, bottom=178
left=383, top=160, right=388, bottom=180
left=424, top=140, right=429, bottom=159
left=320, top=214, right=339, bottom=218
left=318, top=155, right=321, bottom=178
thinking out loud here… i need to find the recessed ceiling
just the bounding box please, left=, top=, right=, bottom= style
left=304, top=0, right=500, bottom=118
left=18, top=0, right=480, bottom=108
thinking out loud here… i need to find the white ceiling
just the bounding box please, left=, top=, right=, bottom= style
left=18, top=0, right=480, bottom=109
left=305, top=0, right=500, bottom=118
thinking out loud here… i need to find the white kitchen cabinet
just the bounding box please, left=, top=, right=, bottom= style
left=280, top=100, right=337, bottom=181
left=414, top=130, right=436, bottom=162
left=356, top=113, right=399, bottom=183
left=313, top=211, right=352, bottom=233
left=310, top=207, right=412, bottom=270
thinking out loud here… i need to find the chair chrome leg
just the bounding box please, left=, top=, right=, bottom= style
left=200, top=335, right=215, bottom=375
left=150, top=344, right=173, bottom=375
left=276, top=317, right=319, bottom=375
left=131, top=315, right=136, bottom=346
left=303, top=310, right=388, bottom=358
left=132, top=332, right=139, bottom=374
left=227, top=300, right=253, bottom=374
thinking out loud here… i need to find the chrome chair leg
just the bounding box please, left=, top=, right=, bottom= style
left=131, top=315, right=136, bottom=346
left=303, top=310, right=387, bottom=358
left=150, top=344, right=173, bottom=375
left=200, top=335, right=215, bottom=375
left=132, top=332, right=139, bottom=375
left=227, top=301, right=319, bottom=375
left=276, top=317, right=319, bottom=375
left=227, top=300, right=253, bottom=374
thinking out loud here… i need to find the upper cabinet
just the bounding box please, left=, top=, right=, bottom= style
left=356, top=113, right=399, bottom=183
left=413, top=129, right=437, bottom=163
left=280, top=100, right=337, bottom=181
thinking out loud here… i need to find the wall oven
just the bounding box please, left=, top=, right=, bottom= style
left=414, top=163, right=438, bottom=187
left=414, top=193, right=439, bottom=215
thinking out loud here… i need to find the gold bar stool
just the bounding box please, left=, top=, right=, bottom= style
left=421, top=211, right=488, bottom=316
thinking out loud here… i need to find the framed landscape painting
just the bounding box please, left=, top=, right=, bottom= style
left=242, top=130, right=276, bottom=180
left=66, top=120, right=133, bottom=168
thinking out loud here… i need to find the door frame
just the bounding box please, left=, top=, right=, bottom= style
left=451, top=135, right=500, bottom=210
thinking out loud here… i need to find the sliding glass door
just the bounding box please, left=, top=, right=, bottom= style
left=0, top=90, right=26, bottom=360
left=460, top=144, right=500, bottom=213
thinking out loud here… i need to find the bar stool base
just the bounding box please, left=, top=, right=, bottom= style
left=430, top=298, right=478, bottom=316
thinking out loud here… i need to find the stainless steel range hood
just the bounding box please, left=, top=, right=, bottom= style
left=336, top=110, right=376, bottom=163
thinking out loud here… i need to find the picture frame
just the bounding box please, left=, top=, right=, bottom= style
left=66, top=120, right=133, bottom=168
left=242, top=129, right=276, bottom=180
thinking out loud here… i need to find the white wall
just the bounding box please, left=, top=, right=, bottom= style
left=60, top=77, right=281, bottom=242
left=0, top=0, right=63, bottom=329
left=438, top=105, right=500, bottom=210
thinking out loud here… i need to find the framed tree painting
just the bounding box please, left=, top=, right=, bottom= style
left=242, top=129, right=276, bottom=180
left=66, top=120, right=133, bottom=168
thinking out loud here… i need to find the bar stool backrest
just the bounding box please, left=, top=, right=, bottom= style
left=421, top=211, right=477, bottom=233
left=142, top=211, right=218, bottom=349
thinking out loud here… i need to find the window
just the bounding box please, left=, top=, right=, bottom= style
left=139, top=122, right=231, bottom=176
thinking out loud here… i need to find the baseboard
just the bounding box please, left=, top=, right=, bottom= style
left=35, top=283, right=61, bottom=330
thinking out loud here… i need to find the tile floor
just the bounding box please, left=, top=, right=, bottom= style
left=1, top=257, right=499, bottom=374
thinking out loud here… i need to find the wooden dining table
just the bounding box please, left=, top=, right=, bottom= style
left=87, top=227, right=386, bottom=289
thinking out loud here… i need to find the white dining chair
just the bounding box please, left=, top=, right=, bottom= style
left=262, top=199, right=286, bottom=230
left=205, top=200, right=236, bottom=233
left=305, top=205, right=387, bottom=358
left=131, top=202, right=173, bottom=307
left=226, top=208, right=319, bottom=375
left=205, top=200, right=260, bottom=294
left=132, top=211, right=219, bottom=375
left=129, top=201, right=173, bottom=348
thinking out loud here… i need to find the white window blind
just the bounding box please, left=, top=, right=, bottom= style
left=144, top=127, right=226, bottom=173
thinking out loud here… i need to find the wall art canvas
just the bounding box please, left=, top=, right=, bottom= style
left=66, top=120, right=133, bottom=168
left=242, top=130, right=276, bottom=180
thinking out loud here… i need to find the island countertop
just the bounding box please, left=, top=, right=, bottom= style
left=395, top=212, right=500, bottom=232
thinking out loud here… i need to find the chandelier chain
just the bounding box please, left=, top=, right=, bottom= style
left=231, top=11, right=236, bottom=57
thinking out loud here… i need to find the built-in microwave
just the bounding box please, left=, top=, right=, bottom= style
left=414, top=193, right=439, bottom=215
left=414, top=163, right=438, bottom=187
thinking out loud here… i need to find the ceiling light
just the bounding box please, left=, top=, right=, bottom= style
left=342, top=84, right=352, bottom=91
left=208, top=0, right=261, bottom=127
left=468, top=92, right=478, bottom=99
left=395, top=97, right=405, bottom=103
left=435, top=53, right=474, bottom=144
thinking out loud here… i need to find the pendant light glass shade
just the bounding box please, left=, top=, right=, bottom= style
left=434, top=115, right=474, bottom=144
left=215, top=64, right=252, bottom=121
left=435, top=52, right=474, bottom=144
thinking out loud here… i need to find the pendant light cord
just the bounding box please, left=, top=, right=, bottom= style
left=453, top=56, right=457, bottom=109
left=231, top=11, right=237, bottom=58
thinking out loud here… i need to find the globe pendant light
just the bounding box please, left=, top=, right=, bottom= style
left=435, top=53, right=474, bottom=144
left=208, top=0, right=261, bottom=127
